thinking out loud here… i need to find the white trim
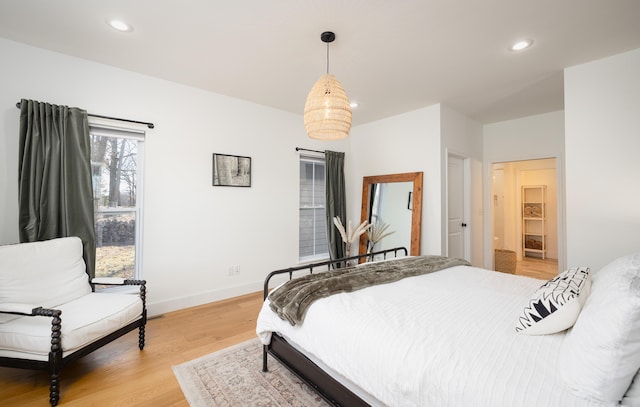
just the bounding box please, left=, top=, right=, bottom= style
left=298, top=154, right=329, bottom=261
left=88, top=117, right=147, bottom=137
left=444, top=149, right=472, bottom=262
left=299, top=154, right=325, bottom=163
left=136, top=140, right=145, bottom=277
left=89, top=127, right=144, bottom=141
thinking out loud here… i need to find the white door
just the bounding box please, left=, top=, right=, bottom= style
left=448, top=155, right=466, bottom=259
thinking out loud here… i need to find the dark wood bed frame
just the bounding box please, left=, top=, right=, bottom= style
left=261, top=247, right=408, bottom=407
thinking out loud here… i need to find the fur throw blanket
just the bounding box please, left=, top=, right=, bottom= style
left=268, top=255, right=470, bottom=325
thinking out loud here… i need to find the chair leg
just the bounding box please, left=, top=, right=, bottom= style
left=138, top=325, right=145, bottom=350
left=49, top=371, right=60, bottom=406
left=47, top=313, right=63, bottom=407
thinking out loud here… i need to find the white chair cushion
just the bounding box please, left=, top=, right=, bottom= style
left=0, top=237, right=91, bottom=323
left=0, top=292, right=142, bottom=361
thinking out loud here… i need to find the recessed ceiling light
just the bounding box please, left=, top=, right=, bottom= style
left=107, top=19, right=133, bottom=33
left=509, top=39, right=534, bottom=52
left=350, top=101, right=359, bottom=108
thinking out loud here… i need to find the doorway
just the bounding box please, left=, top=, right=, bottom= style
left=491, top=158, right=559, bottom=279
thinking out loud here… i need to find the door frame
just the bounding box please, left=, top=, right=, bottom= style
left=484, top=153, right=566, bottom=272
left=445, top=151, right=471, bottom=261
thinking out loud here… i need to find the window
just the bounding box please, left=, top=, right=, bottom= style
left=90, top=125, right=144, bottom=279
left=299, top=156, right=328, bottom=261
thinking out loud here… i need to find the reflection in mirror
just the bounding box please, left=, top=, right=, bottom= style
left=359, top=172, right=423, bottom=257
left=369, top=181, right=413, bottom=252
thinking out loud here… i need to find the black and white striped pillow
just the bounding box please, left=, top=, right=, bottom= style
left=516, top=266, right=591, bottom=335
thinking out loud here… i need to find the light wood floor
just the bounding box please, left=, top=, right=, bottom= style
left=514, top=257, right=558, bottom=280
left=0, top=292, right=265, bottom=407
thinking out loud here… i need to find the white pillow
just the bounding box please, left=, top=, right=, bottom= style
left=515, top=266, right=591, bottom=335
left=559, top=252, right=640, bottom=404
left=622, top=370, right=640, bottom=407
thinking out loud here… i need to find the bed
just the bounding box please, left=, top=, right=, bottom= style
left=256, top=249, right=640, bottom=407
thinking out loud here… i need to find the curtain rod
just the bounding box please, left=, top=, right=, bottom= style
left=16, top=102, right=155, bottom=129
left=295, top=147, right=324, bottom=154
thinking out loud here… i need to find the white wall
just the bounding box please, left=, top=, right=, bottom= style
left=483, top=110, right=565, bottom=269
left=348, top=105, right=442, bottom=255
left=440, top=105, right=484, bottom=266
left=0, top=38, right=349, bottom=316
left=483, top=111, right=565, bottom=163
left=565, top=48, right=640, bottom=270
left=347, top=104, right=484, bottom=263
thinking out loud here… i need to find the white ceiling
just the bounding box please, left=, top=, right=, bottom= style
left=1, top=0, right=639, bottom=125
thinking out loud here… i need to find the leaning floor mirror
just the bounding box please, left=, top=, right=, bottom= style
left=359, top=172, right=423, bottom=257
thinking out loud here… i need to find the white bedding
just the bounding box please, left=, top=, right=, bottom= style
left=257, top=265, right=612, bottom=407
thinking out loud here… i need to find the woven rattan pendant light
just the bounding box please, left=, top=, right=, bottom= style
left=304, top=31, right=352, bottom=140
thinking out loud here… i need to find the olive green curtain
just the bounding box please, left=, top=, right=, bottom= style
left=324, top=150, right=346, bottom=261
left=18, top=99, right=96, bottom=279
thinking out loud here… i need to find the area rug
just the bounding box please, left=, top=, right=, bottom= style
left=173, top=338, right=329, bottom=406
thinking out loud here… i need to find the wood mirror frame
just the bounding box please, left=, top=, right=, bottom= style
left=358, top=172, right=423, bottom=256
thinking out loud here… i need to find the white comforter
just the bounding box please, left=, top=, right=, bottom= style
left=257, top=265, right=610, bottom=407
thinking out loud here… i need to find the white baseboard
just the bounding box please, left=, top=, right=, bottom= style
left=147, top=280, right=263, bottom=317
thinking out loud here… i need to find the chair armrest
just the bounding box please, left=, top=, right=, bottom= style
left=90, top=279, right=146, bottom=319
left=123, top=279, right=146, bottom=287
left=91, top=279, right=146, bottom=317
left=92, top=277, right=126, bottom=285
left=31, top=307, right=63, bottom=318
left=1, top=304, right=65, bottom=359
left=0, top=302, right=39, bottom=316
left=91, top=278, right=146, bottom=286
left=0, top=303, right=61, bottom=318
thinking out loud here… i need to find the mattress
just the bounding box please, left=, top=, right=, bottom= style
left=257, top=265, right=610, bottom=407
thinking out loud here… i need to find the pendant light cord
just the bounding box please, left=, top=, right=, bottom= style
left=326, top=41, right=330, bottom=74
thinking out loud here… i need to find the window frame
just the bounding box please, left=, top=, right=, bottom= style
left=89, top=121, right=145, bottom=279
left=299, top=154, right=329, bottom=263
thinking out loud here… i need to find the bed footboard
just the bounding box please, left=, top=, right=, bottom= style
left=261, top=247, right=407, bottom=407
left=262, top=246, right=408, bottom=301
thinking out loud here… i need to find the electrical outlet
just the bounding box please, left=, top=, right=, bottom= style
left=228, top=265, right=240, bottom=276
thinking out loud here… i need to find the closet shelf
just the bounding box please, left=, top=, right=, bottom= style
left=522, top=185, right=547, bottom=259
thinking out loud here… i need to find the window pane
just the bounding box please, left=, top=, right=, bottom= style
left=300, top=161, right=313, bottom=207
left=314, top=208, right=327, bottom=255
left=299, top=157, right=328, bottom=261
left=95, top=212, right=136, bottom=279
left=91, top=135, right=138, bottom=210
left=299, top=208, right=314, bottom=257
left=91, top=130, right=142, bottom=280
left=314, top=164, right=325, bottom=206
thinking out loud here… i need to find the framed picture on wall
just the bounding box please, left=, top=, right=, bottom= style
left=212, top=153, right=251, bottom=187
